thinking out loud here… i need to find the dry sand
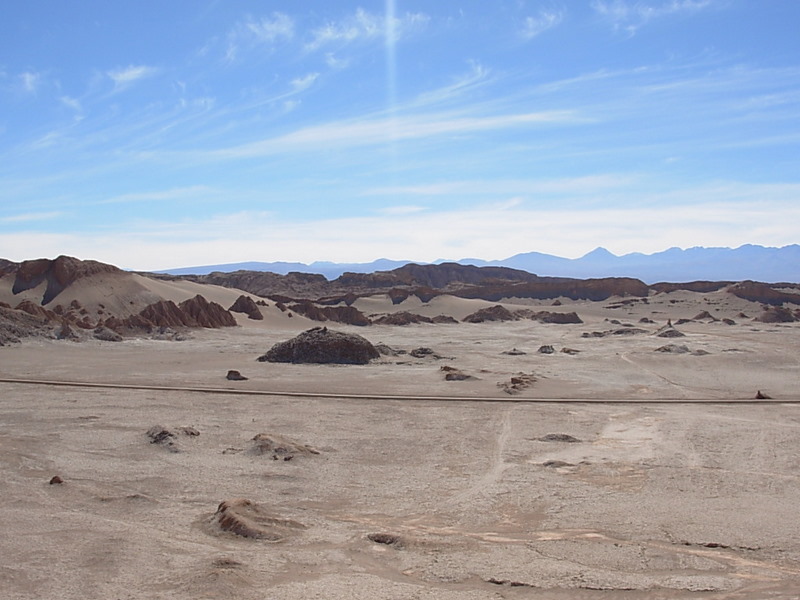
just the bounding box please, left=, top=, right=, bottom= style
left=1, top=290, right=799, bottom=598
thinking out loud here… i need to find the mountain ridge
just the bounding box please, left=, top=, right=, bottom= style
left=157, top=244, right=800, bottom=284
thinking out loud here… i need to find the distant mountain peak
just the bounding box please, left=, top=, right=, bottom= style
left=582, top=247, right=617, bottom=259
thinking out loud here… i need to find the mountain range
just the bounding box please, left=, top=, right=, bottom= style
left=160, top=244, right=800, bottom=284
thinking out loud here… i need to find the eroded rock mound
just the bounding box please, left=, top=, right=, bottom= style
left=12, top=255, right=121, bottom=304
left=372, top=311, right=433, bottom=325
left=462, top=305, right=518, bottom=323
left=212, top=498, right=306, bottom=540
left=754, top=306, right=798, bottom=323
left=0, top=306, right=53, bottom=345
left=179, top=295, right=237, bottom=328
left=228, top=295, right=263, bottom=320
left=250, top=433, right=320, bottom=459
left=257, top=327, right=379, bottom=364
left=287, top=301, right=371, bottom=326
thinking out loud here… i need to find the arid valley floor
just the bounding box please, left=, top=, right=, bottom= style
left=1, top=287, right=799, bottom=599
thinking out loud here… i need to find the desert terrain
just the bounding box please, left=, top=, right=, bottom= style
left=1, top=260, right=800, bottom=598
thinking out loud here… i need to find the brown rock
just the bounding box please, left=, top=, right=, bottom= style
left=228, top=295, right=264, bottom=320
left=257, top=327, right=379, bottom=364
left=462, top=305, right=517, bottom=323
left=212, top=498, right=306, bottom=540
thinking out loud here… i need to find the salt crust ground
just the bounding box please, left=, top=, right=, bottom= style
left=1, top=290, right=799, bottom=599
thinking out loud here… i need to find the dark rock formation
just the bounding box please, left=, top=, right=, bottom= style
left=537, top=345, right=555, bottom=354
left=530, top=310, right=583, bottom=324
left=179, top=295, right=237, bottom=328
left=212, top=498, right=306, bottom=540
left=538, top=433, right=582, bottom=443
left=257, top=327, right=379, bottom=364
left=287, top=301, right=371, bottom=326
left=655, top=324, right=686, bottom=338
left=104, top=295, right=237, bottom=333
left=693, top=310, right=718, bottom=321
left=228, top=295, right=263, bottom=320
left=498, top=373, right=536, bottom=394
left=729, top=281, right=800, bottom=306
left=462, top=305, right=518, bottom=323
left=226, top=370, right=248, bottom=381
left=754, top=306, right=798, bottom=323
left=431, top=314, right=459, bottom=324
left=12, top=255, right=121, bottom=305
left=372, top=311, right=433, bottom=325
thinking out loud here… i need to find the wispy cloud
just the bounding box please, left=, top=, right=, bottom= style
left=8, top=184, right=796, bottom=270
left=60, top=95, right=82, bottom=112
left=19, top=71, right=41, bottom=93
left=592, top=0, right=714, bottom=34
left=214, top=109, right=580, bottom=158
left=411, top=61, right=491, bottom=108
left=521, top=8, right=565, bottom=39
left=107, top=65, right=158, bottom=89
left=290, top=72, right=319, bottom=92
left=378, top=205, right=427, bottom=216
left=245, top=12, right=294, bottom=43
left=225, top=12, right=295, bottom=62
left=1, top=210, right=63, bottom=223
left=98, top=185, right=217, bottom=205
left=366, top=175, right=636, bottom=197
left=305, top=8, right=429, bottom=52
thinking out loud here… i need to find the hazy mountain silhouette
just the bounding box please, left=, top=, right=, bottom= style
left=158, top=244, right=800, bottom=284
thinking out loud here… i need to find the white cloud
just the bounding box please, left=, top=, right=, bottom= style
left=245, top=12, right=294, bottom=43
left=366, top=175, right=636, bottom=197
left=107, top=65, right=158, bottom=88
left=592, top=0, right=713, bottom=34
left=99, top=185, right=217, bottom=205
left=290, top=72, right=319, bottom=92
left=306, top=8, right=429, bottom=52
left=378, top=205, right=427, bottom=216
left=521, top=8, right=565, bottom=39
left=214, top=109, right=578, bottom=159
left=19, top=71, right=41, bottom=93
left=324, top=53, right=349, bottom=69
left=225, top=12, right=294, bottom=63
left=60, top=95, right=81, bottom=111
left=411, top=61, right=491, bottom=108
left=0, top=211, right=62, bottom=223
left=6, top=189, right=797, bottom=270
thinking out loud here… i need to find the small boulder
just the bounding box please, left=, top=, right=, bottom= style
left=226, top=370, right=248, bottom=381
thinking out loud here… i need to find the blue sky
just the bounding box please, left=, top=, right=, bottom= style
left=1, top=1, right=799, bottom=270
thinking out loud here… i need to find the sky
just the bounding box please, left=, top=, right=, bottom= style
left=1, top=0, right=799, bottom=271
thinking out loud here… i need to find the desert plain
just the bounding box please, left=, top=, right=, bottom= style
left=1, top=279, right=800, bottom=599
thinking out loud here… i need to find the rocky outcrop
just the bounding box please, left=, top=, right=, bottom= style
left=729, top=281, right=800, bottom=306
left=102, top=295, right=237, bottom=333
left=372, top=311, right=433, bottom=325
left=462, top=305, right=518, bottom=323
left=250, top=433, right=320, bottom=459
left=286, top=302, right=371, bottom=326
left=0, top=305, right=53, bottom=345
left=228, top=295, right=263, bottom=320
left=212, top=498, right=306, bottom=540
left=257, top=327, right=380, bottom=364
left=179, top=295, right=237, bottom=328
left=12, top=255, right=121, bottom=305
left=754, top=306, right=798, bottom=323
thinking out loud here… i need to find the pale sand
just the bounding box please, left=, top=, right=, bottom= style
left=1, top=291, right=799, bottom=598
